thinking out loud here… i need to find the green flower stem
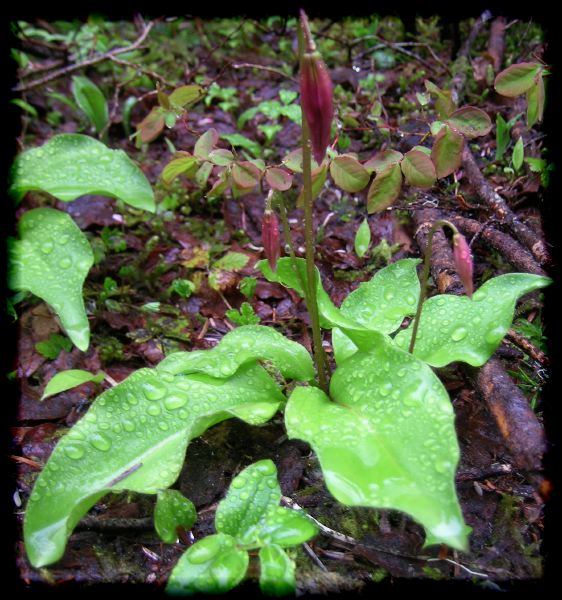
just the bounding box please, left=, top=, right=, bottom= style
left=275, top=197, right=306, bottom=291
left=409, top=219, right=459, bottom=354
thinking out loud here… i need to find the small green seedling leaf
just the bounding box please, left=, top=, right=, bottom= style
left=169, top=85, right=205, bottom=108
left=168, top=278, right=195, bottom=298
left=194, top=128, right=218, bottom=159
left=166, top=533, right=249, bottom=595
left=8, top=208, right=94, bottom=351
left=495, top=114, right=511, bottom=161
left=286, top=336, right=470, bottom=551
left=239, top=276, right=257, bottom=298
left=213, top=251, right=249, bottom=271
left=431, top=125, right=464, bottom=178
left=512, top=137, right=524, bottom=171
left=221, top=133, right=262, bottom=158
left=226, top=302, right=260, bottom=326
left=10, top=134, right=155, bottom=212
left=446, top=106, right=492, bottom=139
left=259, top=545, right=296, bottom=597
left=400, top=149, right=436, bottom=188
left=208, top=148, right=235, bottom=166
left=35, top=333, right=73, bottom=360
left=329, top=154, right=370, bottom=193
left=12, top=98, right=38, bottom=117
left=526, top=74, right=545, bottom=128
left=354, top=218, right=371, bottom=258
left=71, top=75, right=109, bottom=134
left=424, top=80, right=456, bottom=118
left=154, top=490, right=197, bottom=544
left=281, top=148, right=319, bottom=173
left=42, top=369, right=105, bottom=400
left=494, top=62, right=543, bottom=97
left=161, top=155, right=198, bottom=184
left=367, top=163, right=402, bottom=213
left=394, top=273, right=551, bottom=367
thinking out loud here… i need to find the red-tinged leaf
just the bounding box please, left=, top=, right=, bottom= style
left=207, top=170, right=230, bottom=199
left=431, top=125, right=465, bottom=178
left=367, top=163, right=402, bottom=213
left=265, top=168, right=293, bottom=191
left=526, top=74, right=545, bottom=128
left=330, top=154, right=370, bottom=193
left=363, top=149, right=403, bottom=174
left=297, top=164, right=327, bottom=207
left=401, top=149, right=436, bottom=188
left=494, top=62, right=543, bottom=97
left=208, top=149, right=235, bottom=166
left=161, top=155, right=200, bottom=184
left=424, top=80, right=456, bottom=118
left=232, top=161, right=261, bottom=190
left=281, top=148, right=319, bottom=173
left=194, top=129, right=219, bottom=159
left=137, top=108, right=165, bottom=143
left=446, top=106, right=492, bottom=139
left=169, top=85, right=205, bottom=108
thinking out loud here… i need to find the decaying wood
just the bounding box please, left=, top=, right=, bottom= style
left=487, top=17, right=506, bottom=72
left=461, top=146, right=550, bottom=265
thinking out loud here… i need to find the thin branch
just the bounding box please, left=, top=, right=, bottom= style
left=230, top=62, right=297, bottom=83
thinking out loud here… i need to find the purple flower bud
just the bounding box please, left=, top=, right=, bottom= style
left=262, top=209, right=280, bottom=271
left=300, top=51, right=333, bottom=166
left=453, top=232, right=473, bottom=297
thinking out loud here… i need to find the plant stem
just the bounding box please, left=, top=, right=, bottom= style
left=276, top=197, right=307, bottom=293
left=409, top=219, right=457, bottom=354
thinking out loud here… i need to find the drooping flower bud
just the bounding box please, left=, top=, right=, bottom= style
left=453, top=232, right=473, bottom=297
left=299, top=11, right=333, bottom=166
left=262, top=208, right=280, bottom=271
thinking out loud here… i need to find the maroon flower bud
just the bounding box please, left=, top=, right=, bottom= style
left=262, top=208, right=280, bottom=271
left=453, top=232, right=473, bottom=297
left=299, top=26, right=333, bottom=166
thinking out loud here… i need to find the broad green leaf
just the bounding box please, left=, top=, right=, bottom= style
left=286, top=342, right=470, bottom=551
left=194, top=128, right=218, bottom=159
left=154, top=490, right=197, bottom=544
left=281, top=148, right=320, bottom=173
left=265, top=167, right=293, bottom=191
left=221, top=133, right=262, bottom=158
left=169, top=84, right=205, bottom=108
left=431, top=125, right=464, bottom=178
left=526, top=74, right=545, bottom=128
left=354, top=218, right=371, bottom=258
left=71, top=75, right=108, bottom=134
left=161, top=155, right=200, bottom=184
left=424, top=80, right=456, bottom=118
left=329, top=154, right=370, bottom=193
left=231, top=161, right=262, bottom=189
left=157, top=324, right=314, bottom=382
left=208, top=148, right=235, bottom=166
left=512, top=137, right=524, bottom=171
left=166, top=533, right=249, bottom=595
left=42, top=369, right=105, bottom=400
left=495, top=114, right=510, bottom=161
left=494, top=62, right=542, bottom=97
left=259, top=545, right=296, bottom=597
left=279, top=89, right=298, bottom=105
left=400, top=149, right=436, bottom=188
left=136, top=107, right=165, bottom=144
left=367, top=163, right=402, bottom=213
left=35, top=333, right=73, bottom=360
left=445, top=106, right=492, bottom=139
left=24, top=363, right=284, bottom=567
left=216, top=460, right=317, bottom=548
left=213, top=251, right=249, bottom=271
left=8, top=208, right=94, bottom=351
left=363, top=149, right=403, bottom=174
left=195, top=161, right=213, bottom=188
left=394, top=273, right=551, bottom=367
left=9, top=134, right=155, bottom=212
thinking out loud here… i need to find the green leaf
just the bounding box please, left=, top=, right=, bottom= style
left=354, top=218, right=371, bottom=258
left=329, top=154, right=370, bottom=193
left=495, top=114, right=511, bottom=161
left=424, top=80, right=456, bottom=118
left=9, top=134, right=155, bottom=212
left=24, top=362, right=284, bottom=567
left=11, top=98, right=38, bottom=117
left=166, top=533, right=249, bottom=595
left=221, top=133, right=262, bottom=158
left=215, top=460, right=317, bottom=547
left=265, top=168, right=293, bottom=191
left=122, top=96, right=137, bottom=137
left=363, top=149, right=403, bottom=174
left=8, top=208, right=94, bottom=351
left=367, top=163, right=402, bottom=213
left=494, top=62, right=542, bottom=97
left=526, top=74, right=545, bottom=128
left=445, top=106, right=492, bottom=139
left=279, top=89, right=297, bottom=105
left=239, top=276, right=257, bottom=299
left=161, top=155, right=200, bottom=184
left=231, top=161, right=262, bottom=190
left=512, top=137, right=524, bottom=171
left=169, top=84, right=205, bottom=108
left=394, top=273, right=551, bottom=367
left=71, top=75, right=108, bottom=134
left=431, top=125, right=464, bottom=178
left=213, top=251, right=249, bottom=271
left=259, top=545, right=296, bottom=597
left=195, top=161, right=213, bottom=188
left=226, top=302, right=260, bottom=326
left=35, top=333, right=73, bottom=360
left=42, top=369, right=105, bottom=400
left=281, top=148, right=319, bottom=173
left=286, top=339, right=470, bottom=551
left=158, top=324, right=314, bottom=382
left=154, top=490, right=197, bottom=544
left=296, top=164, right=327, bottom=206
left=208, top=148, right=235, bottom=166
left=194, top=129, right=218, bottom=159
left=400, top=149, right=436, bottom=188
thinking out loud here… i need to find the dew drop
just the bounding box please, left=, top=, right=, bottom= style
left=231, top=477, right=246, bottom=489
left=65, top=444, right=85, bottom=460
left=384, top=290, right=394, bottom=301
left=451, top=327, right=467, bottom=342
left=59, top=257, right=72, bottom=269
left=41, top=241, right=54, bottom=254
left=158, top=421, right=170, bottom=431
left=123, top=419, right=135, bottom=432
left=164, top=394, right=188, bottom=410
left=257, top=461, right=276, bottom=476
left=58, top=234, right=70, bottom=245
left=406, top=294, right=416, bottom=305
left=90, top=432, right=112, bottom=451
left=147, top=404, right=161, bottom=416
left=142, top=381, right=167, bottom=401
left=239, top=491, right=250, bottom=501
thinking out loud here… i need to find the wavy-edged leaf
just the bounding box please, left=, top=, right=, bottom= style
left=446, top=106, right=492, bottom=139
left=394, top=273, right=551, bottom=367
left=23, top=363, right=284, bottom=568
left=431, top=125, right=464, bottom=178
left=286, top=339, right=470, bottom=551
left=9, top=134, right=155, bottom=212
left=363, top=149, right=403, bottom=174
left=526, top=74, right=545, bottom=128
left=494, top=62, right=542, bottom=97
left=329, top=154, right=370, bottom=193
left=8, top=208, right=94, bottom=351
left=161, top=154, right=200, bottom=184
left=354, top=218, right=371, bottom=258
left=157, top=324, right=314, bottom=382
left=367, top=163, right=402, bottom=213
left=42, top=369, right=104, bottom=400
left=154, top=490, right=197, bottom=544
left=166, top=533, right=249, bottom=595
left=259, top=545, right=296, bottom=596
left=169, top=84, right=205, bottom=108
left=265, top=167, right=293, bottom=191
left=71, top=75, right=108, bottom=134
left=400, top=149, right=436, bottom=188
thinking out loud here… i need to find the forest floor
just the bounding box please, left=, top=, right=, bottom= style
left=8, top=12, right=557, bottom=595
